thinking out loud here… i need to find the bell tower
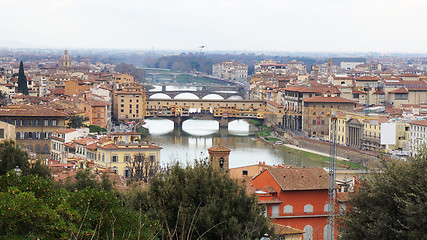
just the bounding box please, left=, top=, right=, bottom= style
left=207, top=145, right=231, bottom=172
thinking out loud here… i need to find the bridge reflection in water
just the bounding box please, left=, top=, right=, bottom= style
left=143, top=119, right=327, bottom=169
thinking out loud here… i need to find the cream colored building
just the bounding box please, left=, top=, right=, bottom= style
left=0, top=120, right=15, bottom=142
left=112, top=83, right=146, bottom=122
left=212, top=61, right=248, bottom=83
left=114, top=73, right=135, bottom=85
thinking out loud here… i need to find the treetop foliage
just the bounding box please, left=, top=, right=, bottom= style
left=339, top=148, right=427, bottom=239
left=132, top=161, right=272, bottom=240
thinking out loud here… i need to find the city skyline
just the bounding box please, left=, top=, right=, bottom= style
left=1, top=0, right=427, bottom=53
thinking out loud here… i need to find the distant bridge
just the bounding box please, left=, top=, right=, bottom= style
left=146, top=85, right=245, bottom=99
left=145, top=99, right=268, bottom=128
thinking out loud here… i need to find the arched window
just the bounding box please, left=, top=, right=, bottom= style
left=219, top=157, right=224, bottom=169
left=283, top=205, right=293, bottom=214
left=27, top=144, right=33, bottom=152
left=35, top=144, right=41, bottom=153
left=324, top=203, right=330, bottom=212
left=321, top=120, right=325, bottom=125
left=304, top=204, right=313, bottom=213
left=16, top=132, right=21, bottom=139
left=32, top=132, right=37, bottom=139
left=313, top=120, right=316, bottom=125
left=324, top=224, right=332, bottom=240
left=43, top=145, right=49, bottom=154
left=24, top=132, right=29, bottom=139
left=29, top=132, right=33, bottom=139
left=303, top=225, right=313, bottom=240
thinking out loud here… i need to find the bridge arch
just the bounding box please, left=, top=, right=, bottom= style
left=149, top=93, right=172, bottom=99
left=228, top=95, right=243, bottom=100
left=174, top=93, right=199, bottom=99
left=202, top=94, right=224, bottom=100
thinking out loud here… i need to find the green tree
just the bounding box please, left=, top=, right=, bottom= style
left=0, top=140, right=30, bottom=176
left=29, top=159, right=51, bottom=179
left=136, top=161, right=272, bottom=240
left=0, top=171, right=160, bottom=239
left=87, top=125, right=107, bottom=133
left=17, top=61, right=29, bottom=95
left=339, top=149, right=427, bottom=239
left=67, top=115, right=84, bottom=128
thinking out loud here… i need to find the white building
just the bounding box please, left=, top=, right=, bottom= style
left=212, top=61, right=248, bottom=83
left=409, top=119, right=427, bottom=156
left=51, top=128, right=89, bottom=163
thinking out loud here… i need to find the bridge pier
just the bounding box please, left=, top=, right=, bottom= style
left=218, top=117, right=229, bottom=129
left=173, top=116, right=183, bottom=129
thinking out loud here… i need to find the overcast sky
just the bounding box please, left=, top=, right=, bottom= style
left=1, top=0, right=426, bottom=53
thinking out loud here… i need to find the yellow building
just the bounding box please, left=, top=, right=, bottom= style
left=94, top=138, right=162, bottom=178
left=363, top=120, right=381, bottom=151
left=112, top=84, right=146, bottom=123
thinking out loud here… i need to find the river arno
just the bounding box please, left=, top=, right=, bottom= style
left=142, top=119, right=327, bottom=169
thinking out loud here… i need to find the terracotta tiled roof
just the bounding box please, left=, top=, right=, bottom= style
left=389, top=87, right=408, bottom=93
left=352, top=90, right=366, bottom=94
left=303, top=96, right=355, bottom=103
left=273, top=223, right=304, bottom=235
left=0, top=105, right=68, bottom=117
left=409, top=119, right=427, bottom=126
left=56, top=129, right=78, bottom=134
left=208, top=145, right=231, bottom=152
left=264, top=167, right=329, bottom=191
left=355, top=76, right=380, bottom=81
left=74, top=137, right=97, bottom=145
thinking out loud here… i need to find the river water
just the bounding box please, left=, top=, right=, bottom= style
left=142, top=119, right=327, bottom=169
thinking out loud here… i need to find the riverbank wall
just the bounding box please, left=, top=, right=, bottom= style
left=283, top=130, right=379, bottom=168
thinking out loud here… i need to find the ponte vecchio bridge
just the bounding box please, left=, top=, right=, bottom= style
left=145, top=99, right=275, bottom=128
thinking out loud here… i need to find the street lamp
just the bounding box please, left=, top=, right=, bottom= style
left=14, top=166, right=21, bottom=177
left=260, top=233, right=270, bottom=240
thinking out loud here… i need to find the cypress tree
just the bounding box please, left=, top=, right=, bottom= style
left=17, top=61, right=29, bottom=95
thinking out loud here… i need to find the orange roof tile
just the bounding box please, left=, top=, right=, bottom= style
left=303, top=96, right=355, bottom=103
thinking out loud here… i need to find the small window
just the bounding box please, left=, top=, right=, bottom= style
left=283, top=205, right=293, bottom=214
left=0, top=129, right=4, bottom=139
left=112, top=155, right=118, bottom=163
left=304, top=204, right=313, bottom=213
left=242, top=170, right=248, bottom=176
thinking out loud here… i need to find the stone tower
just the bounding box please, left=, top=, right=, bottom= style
left=207, top=145, right=231, bottom=172
left=59, top=49, right=72, bottom=68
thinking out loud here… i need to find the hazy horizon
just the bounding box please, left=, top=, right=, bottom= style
left=1, top=0, right=427, bottom=53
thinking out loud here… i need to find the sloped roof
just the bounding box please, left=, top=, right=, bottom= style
left=389, top=87, right=408, bottom=93
left=409, top=119, right=427, bottom=126
left=208, top=145, right=231, bottom=152
left=265, top=167, right=328, bottom=191
left=303, top=96, right=355, bottom=103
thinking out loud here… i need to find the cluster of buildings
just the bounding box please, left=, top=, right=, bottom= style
left=0, top=50, right=160, bottom=180
left=212, top=61, right=248, bottom=83
left=249, top=57, right=427, bottom=158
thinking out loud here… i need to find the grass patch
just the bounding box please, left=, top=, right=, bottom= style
left=257, top=126, right=271, bottom=138
left=248, top=119, right=261, bottom=126
left=266, top=137, right=281, bottom=142
left=277, top=145, right=367, bottom=170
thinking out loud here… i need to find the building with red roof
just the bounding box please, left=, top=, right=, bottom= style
left=252, top=166, right=334, bottom=239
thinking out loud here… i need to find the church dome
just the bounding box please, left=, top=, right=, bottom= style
left=59, top=49, right=72, bottom=67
